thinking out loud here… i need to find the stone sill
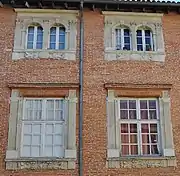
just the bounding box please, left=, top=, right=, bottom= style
left=105, top=50, right=165, bottom=62
left=5, top=158, right=76, bottom=170
left=106, top=156, right=177, bottom=168
left=12, top=49, right=76, bottom=60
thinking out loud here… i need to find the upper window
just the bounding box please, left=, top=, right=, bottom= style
left=27, top=24, right=43, bottom=49
left=136, top=28, right=153, bottom=51
left=49, top=25, right=66, bottom=50
left=21, top=98, right=65, bottom=158
left=115, top=28, right=131, bottom=50
left=118, top=98, right=160, bottom=156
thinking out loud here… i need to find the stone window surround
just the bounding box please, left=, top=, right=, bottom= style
left=106, top=83, right=176, bottom=168
left=6, top=85, right=77, bottom=170
left=12, top=9, right=78, bottom=60
left=103, top=11, right=165, bottom=62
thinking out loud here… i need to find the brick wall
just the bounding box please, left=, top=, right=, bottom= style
left=1, top=7, right=180, bottom=176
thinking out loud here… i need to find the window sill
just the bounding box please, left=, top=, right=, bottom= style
left=106, top=156, right=177, bottom=168
left=104, top=50, right=165, bottom=62
left=12, top=49, right=76, bottom=60
left=5, top=158, right=76, bottom=170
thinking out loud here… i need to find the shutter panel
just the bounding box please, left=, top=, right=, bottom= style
left=65, top=90, right=77, bottom=159
left=107, top=90, right=119, bottom=158
left=160, top=91, right=175, bottom=157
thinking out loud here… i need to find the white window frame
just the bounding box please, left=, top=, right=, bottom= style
left=49, top=26, right=66, bottom=50
left=117, top=98, right=161, bottom=157
left=136, top=29, right=153, bottom=51
left=115, top=28, right=131, bottom=50
left=20, top=98, right=65, bottom=158
left=26, top=25, right=43, bottom=49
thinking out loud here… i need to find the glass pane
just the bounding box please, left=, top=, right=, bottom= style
left=50, top=27, right=56, bottom=34
left=151, top=145, right=159, bottom=154
left=54, top=134, right=63, bottom=145
left=47, top=110, right=54, bottom=120
left=47, top=100, right=54, bottom=109
left=124, top=29, right=130, bottom=36
left=28, top=26, right=34, bottom=33
left=130, top=134, right=137, bottom=143
left=59, top=43, right=65, bottom=50
left=131, top=145, right=138, bottom=155
left=130, top=124, right=137, bottom=133
left=45, top=146, right=53, bottom=157
left=149, top=100, right=156, bottom=109
left=24, top=124, right=32, bottom=134
left=50, top=43, right=56, bottom=49
left=37, top=34, right=43, bottom=42
left=120, top=100, right=127, bottom=109
left=141, top=110, right=148, bottom=119
left=54, top=146, right=64, bottom=157
left=150, top=124, right=157, bottom=133
left=129, top=100, right=136, bottom=109
left=45, top=135, right=53, bottom=145
left=142, top=134, right=149, bottom=143
left=145, top=38, right=151, bottom=45
left=28, top=34, right=34, bottom=42
left=55, top=100, right=63, bottom=109
left=124, top=37, right=130, bottom=43
left=37, top=26, right=43, bottom=33
left=31, top=146, right=40, bottom=157
left=137, top=37, right=142, bottom=44
left=129, top=110, right=136, bottom=119
left=59, top=27, right=65, bottom=34
left=23, top=135, right=32, bottom=145
left=32, top=124, right=41, bottom=134
left=151, top=134, right=158, bottom=143
left=54, top=124, right=63, bottom=134
left=145, top=30, right=151, bottom=36
left=122, top=145, right=129, bottom=155
left=36, top=42, right=43, bottom=49
left=136, top=30, right=142, bottom=36
left=32, top=135, right=41, bottom=145
left=46, top=124, right=54, bottom=134
left=59, top=35, right=65, bottom=43
left=22, top=146, right=31, bottom=157
left=124, top=44, right=130, bottom=50
left=120, top=110, right=128, bottom=119
left=55, top=110, right=63, bottom=120
left=140, top=100, right=147, bottom=109
left=137, top=45, right=143, bottom=51
left=27, top=42, right=33, bottom=49
left=121, top=134, right=129, bottom=143
left=50, top=35, right=56, bottom=42
left=149, top=110, right=157, bottom=119
left=142, top=145, right=150, bottom=155
left=121, top=124, right=128, bottom=133
left=141, top=124, right=149, bottom=133
left=34, top=110, right=42, bottom=120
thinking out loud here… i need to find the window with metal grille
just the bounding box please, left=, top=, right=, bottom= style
left=21, top=98, right=65, bottom=158
left=115, top=28, right=131, bottom=50
left=27, top=25, right=43, bottom=49
left=49, top=25, right=66, bottom=50
left=136, top=29, right=153, bottom=51
left=118, top=98, right=160, bottom=156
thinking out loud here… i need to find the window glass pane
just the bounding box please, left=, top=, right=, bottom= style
left=131, top=145, right=138, bottom=155
left=140, top=110, right=148, bottom=119
left=145, top=38, right=151, bottom=45
left=23, top=135, right=32, bottom=145
left=28, top=26, right=34, bottom=33
left=121, top=134, right=129, bottom=143
left=130, top=134, right=137, bottom=143
left=140, top=100, right=147, bottom=109
left=59, top=27, right=65, bottom=34
left=45, top=135, right=53, bottom=145
left=121, top=124, right=128, bottom=133
left=149, top=110, right=157, bottom=119
left=50, top=43, right=56, bottom=50
left=129, top=100, right=136, bottom=109
left=36, top=42, right=43, bottom=49
left=45, top=146, right=53, bottom=157
left=122, top=145, right=129, bottom=155
left=142, top=145, right=150, bottom=155
left=137, top=37, right=143, bottom=44
left=130, top=124, right=137, bottom=133
left=145, top=30, right=151, bottom=36
left=141, top=124, right=149, bottom=133
left=137, top=45, right=143, bottom=51
left=120, top=110, right=128, bottom=119
left=124, top=29, right=130, bottom=36
left=54, top=124, right=63, bottom=134
left=32, top=124, right=41, bottom=134
left=151, top=134, right=158, bottom=143
left=151, top=145, right=159, bottom=154
left=54, top=134, right=63, bottom=145
left=50, top=35, right=56, bottom=42
left=53, top=146, right=64, bottom=157
left=50, top=27, right=56, bottom=34
left=37, top=26, right=43, bottom=33
left=120, top=100, right=128, bottom=109
left=150, top=124, right=157, bottom=133
left=46, top=124, right=54, bottom=134
left=149, top=100, right=156, bottom=109
left=124, top=36, right=130, bottom=43
left=24, top=124, right=32, bottom=134
left=142, top=134, right=150, bottom=143
left=59, top=43, right=65, bottom=50
left=37, top=34, right=43, bottom=42
left=46, top=100, right=55, bottom=120
left=137, top=30, right=142, bottom=36
left=27, top=42, right=33, bottom=49
left=32, top=135, right=41, bottom=145
left=28, top=34, right=34, bottom=42
left=31, top=146, right=41, bottom=157
left=116, top=29, right=121, bottom=50
left=22, top=146, right=31, bottom=157
left=124, top=44, right=130, bottom=50
left=129, top=110, right=136, bottom=119
left=55, top=110, right=63, bottom=120
left=59, top=34, right=65, bottom=42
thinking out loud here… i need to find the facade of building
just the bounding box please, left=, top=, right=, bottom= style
left=0, top=0, right=180, bottom=175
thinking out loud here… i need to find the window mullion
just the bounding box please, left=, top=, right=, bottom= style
left=137, top=100, right=142, bottom=155
left=56, top=27, right=59, bottom=50
left=41, top=99, right=46, bottom=156
left=34, top=26, right=37, bottom=49
left=142, top=30, right=146, bottom=51
left=121, top=29, right=124, bottom=50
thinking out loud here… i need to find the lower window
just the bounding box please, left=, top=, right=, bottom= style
left=21, top=98, right=65, bottom=158
left=118, top=98, right=161, bottom=156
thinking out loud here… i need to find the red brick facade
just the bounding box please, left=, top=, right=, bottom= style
left=1, top=7, right=180, bottom=176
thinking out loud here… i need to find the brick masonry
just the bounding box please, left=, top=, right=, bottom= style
left=1, top=7, right=180, bottom=176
